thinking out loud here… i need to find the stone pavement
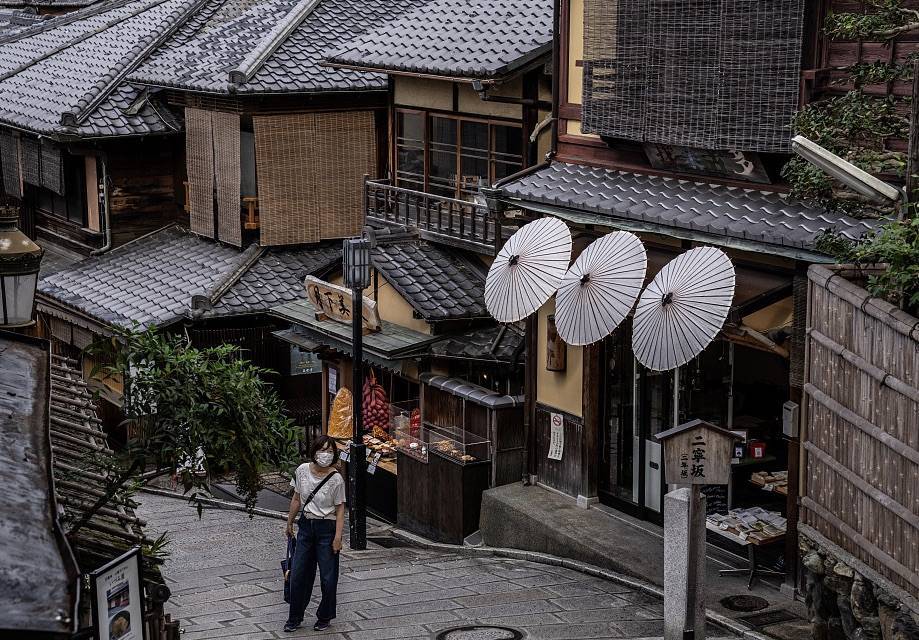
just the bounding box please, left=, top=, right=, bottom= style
left=137, top=493, right=740, bottom=640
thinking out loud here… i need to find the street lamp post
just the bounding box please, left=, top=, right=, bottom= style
left=0, top=202, right=43, bottom=328
left=342, top=236, right=371, bottom=551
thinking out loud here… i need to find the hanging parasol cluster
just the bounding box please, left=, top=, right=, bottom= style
left=484, top=219, right=736, bottom=371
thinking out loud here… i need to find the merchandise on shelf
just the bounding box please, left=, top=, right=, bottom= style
left=363, top=369, right=389, bottom=433
left=327, top=387, right=353, bottom=439
left=707, top=506, right=786, bottom=543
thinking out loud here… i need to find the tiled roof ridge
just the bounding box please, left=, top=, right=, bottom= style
left=0, top=0, right=172, bottom=84
left=61, top=0, right=209, bottom=127
left=206, top=242, right=265, bottom=305
left=226, top=0, right=320, bottom=89
left=0, top=0, right=135, bottom=45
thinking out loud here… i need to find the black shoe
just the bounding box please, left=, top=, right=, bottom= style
left=313, top=620, right=331, bottom=631
left=283, top=622, right=301, bottom=632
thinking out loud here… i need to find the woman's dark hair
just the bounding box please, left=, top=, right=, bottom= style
left=309, top=435, right=340, bottom=465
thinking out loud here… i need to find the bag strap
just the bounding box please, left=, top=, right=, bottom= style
left=301, top=471, right=337, bottom=511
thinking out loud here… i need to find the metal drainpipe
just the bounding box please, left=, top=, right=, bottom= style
left=549, top=0, right=561, bottom=160
left=89, top=154, right=112, bottom=255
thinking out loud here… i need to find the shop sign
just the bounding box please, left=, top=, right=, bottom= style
left=305, top=276, right=381, bottom=332
left=547, top=412, right=565, bottom=460
left=91, top=547, right=146, bottom=640
left=656, top=419, right=733, bottom=485
left=290, top=346, right=321, bottom=376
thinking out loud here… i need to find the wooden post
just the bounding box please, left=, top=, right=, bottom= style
left=905, top=60, right=919, bottom=219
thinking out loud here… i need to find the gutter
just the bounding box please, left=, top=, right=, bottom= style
left=89, top=153, right=112, bottom=255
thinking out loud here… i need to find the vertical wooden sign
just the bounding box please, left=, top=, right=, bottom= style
left=546, top=314, right=567, bottom=371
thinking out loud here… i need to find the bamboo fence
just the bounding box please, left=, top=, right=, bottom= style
left=802, top=264, right=919, bottom=599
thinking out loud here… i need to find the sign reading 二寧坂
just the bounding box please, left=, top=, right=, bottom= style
left=657, top=419, right=734, bottom=486
left=305, top=276, right=381, bottom=331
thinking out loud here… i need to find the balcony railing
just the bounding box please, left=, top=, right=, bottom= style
left=365, top=178, right=504, bottom=255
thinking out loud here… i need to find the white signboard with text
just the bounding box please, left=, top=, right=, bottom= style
left=92, top=547, right=146, bottom=640
left=548, top=412, right=565, bottom=461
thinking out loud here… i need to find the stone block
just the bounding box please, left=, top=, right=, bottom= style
left=663, top=488, right=705, bottom=640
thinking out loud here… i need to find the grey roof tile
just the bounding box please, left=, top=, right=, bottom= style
left=208, top=244, right=341, bottom=317
left=0, top=0, right=190, bottom=137
left=500, top=162, right=884, bottom=252
left=372, top=240, right=487, bottom=321
left=430, top=323, right=524, bottom=363
left=324, top=0, right=552, bottom=80
left=38, top=226, right=251, bottom=329
left=0, top=8, right=44, bottom=38
left=131, top=0, right=429, bottom=94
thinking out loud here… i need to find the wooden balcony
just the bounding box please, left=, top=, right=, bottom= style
left=365, top=178, right=505, bottom=255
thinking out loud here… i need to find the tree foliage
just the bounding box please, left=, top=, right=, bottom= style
left=80, top=328, right=299, bottom=527
left=815, top=217, right=919, bottom=314
left=825, top=0, right=919, bottom=40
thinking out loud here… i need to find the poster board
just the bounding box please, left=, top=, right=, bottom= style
left=91, top=547, right=146, bottom=640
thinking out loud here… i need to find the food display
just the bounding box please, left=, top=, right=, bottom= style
left=327, top=387, right=353, bottom=439
left=423, top=423, right=489, bottom=465
left=362, top=432, right=397, bottom=460
left=363, top=369, right=389, bottom=433
left=707, top=507, right=786, bottom=544
left=430, top=439, right=477, bottom=463
left=392, top=424, right=428, bottom=463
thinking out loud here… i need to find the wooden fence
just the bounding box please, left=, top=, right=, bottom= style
left=802, top=264, right=919, bottom=599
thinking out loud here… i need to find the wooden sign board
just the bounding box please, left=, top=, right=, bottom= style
left=305, top=276, right=381, bottom=332
left=546, top=314, right=567, bottom=371
left=656, top=419, right=734, bottom=485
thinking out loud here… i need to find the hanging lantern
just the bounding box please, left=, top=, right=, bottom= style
left=0, top=204, right=43, bottom=327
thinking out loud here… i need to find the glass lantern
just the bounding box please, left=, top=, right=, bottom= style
left=0, top=204, right=43, bottom=327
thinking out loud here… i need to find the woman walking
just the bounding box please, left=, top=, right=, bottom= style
left=284, top=435, right=346, bottom=633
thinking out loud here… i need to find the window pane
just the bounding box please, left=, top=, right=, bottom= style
left=461, top=121, right=488, bottom=152
left=493, top=125, right=523, bottom=157
left=63, top=155, right=86, bottom=225
left=431, top=117, right=456, bottom=146
left=396, top=112, right=425, bottom=190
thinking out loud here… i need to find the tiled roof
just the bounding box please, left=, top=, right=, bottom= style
left=372, top=240, right=488, bottom=322
left=49, top=354, right=156, bottom=576
left=430, top=323, right=525, bottom=363
left=38, top=226, right=254, bottom=330
left=0, top=335, right=75, bottom=637
left=208, top=243, right=340, bottom=317
left=0, top=0, right=192, bottom=137
left=500, top=162, right=883, bottom=254
left=324, top=0, right=552, bottom=80
left=0, top=8, right=44, bottom=38
left=37, top=226, right=343, bottom=329
left=131, top=0, right=428, bottom=94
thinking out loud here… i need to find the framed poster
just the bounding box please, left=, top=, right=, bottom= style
left=91, top=547, right=146, bottom=640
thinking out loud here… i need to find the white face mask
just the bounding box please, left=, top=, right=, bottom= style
left=314, top=451, right=334, bottom=467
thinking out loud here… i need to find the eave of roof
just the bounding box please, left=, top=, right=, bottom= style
left=0, top=332, right=77, bottom=637
left=498, top=161, right=884, bottom=263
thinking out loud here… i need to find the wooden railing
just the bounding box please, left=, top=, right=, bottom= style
left=364, top=178, right=503, bottom=255
left=801, top=264, right=919, bottom=600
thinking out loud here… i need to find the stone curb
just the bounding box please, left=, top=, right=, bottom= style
left=387, top=528, right=773, bottom=640
left=140, top=486, right=772, bottom=640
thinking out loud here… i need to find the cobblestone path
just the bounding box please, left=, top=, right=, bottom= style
left=138, top=492, right=736, bottom=640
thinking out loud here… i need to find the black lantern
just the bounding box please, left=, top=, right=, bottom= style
left=0, top=204, right=42, bottom=327
left=342, top=237, right=371, bottom=290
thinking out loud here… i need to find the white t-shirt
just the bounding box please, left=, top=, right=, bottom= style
left=290, top=464, right=345, bottom=520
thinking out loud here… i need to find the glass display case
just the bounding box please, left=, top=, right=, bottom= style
left=392, top=425, right=428, bottom=463
left=424, top=422, right=490, bottom=465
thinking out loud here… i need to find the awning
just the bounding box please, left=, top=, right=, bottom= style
left=271, top=301, right=444, bottom=372
left=421, top=373, right=523, bottom=409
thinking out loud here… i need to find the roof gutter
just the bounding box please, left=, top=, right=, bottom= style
left=89, top=152, right=112, bottom=255
left=320, top=60, right=498, bottom=86
left=228, top=0, right=321, bottom=88
left=499, top=196, right=835, bottom=263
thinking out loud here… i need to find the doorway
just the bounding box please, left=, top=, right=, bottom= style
left=599, top=324, right=676, bottom=523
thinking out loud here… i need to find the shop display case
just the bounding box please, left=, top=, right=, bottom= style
left=424, top=423, right=491, bottom=464
left=392, top=424, right=428, bottom=463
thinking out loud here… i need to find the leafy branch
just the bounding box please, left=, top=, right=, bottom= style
left=825, top=0, right=919, bottom=40
left=71, top=328, right=300, bottom=536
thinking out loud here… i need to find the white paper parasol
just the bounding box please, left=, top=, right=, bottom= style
left=632, top=246, right=735, bottom=371
left=554, top=231, right=647, bottom=346
left=485, top=217, right=572, bottom=323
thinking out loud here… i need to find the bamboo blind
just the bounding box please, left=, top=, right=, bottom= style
left=20, top=135, right=41, bottom=188
left=0, top=130, right=20, bottom=198
left=802, top=265, right=919, bottom=599
left=213, top=110, right=242, bottom=247
left=185, top=107, right=214, bottom=239
left=40, top=139, right=63, bottom=196
left=254, top=110, right=376, bottom=246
